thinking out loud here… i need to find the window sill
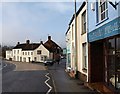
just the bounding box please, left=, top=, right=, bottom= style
left=82, top=68, right=87, bottom=73
left=96, top=17, right=109, bottom=26
left=81, top=32, right=86, bottom=35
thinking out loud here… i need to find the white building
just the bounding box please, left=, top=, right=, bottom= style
left=6, top=36, right=62, bottom=63
left=66, top=1, right=88, bottom=82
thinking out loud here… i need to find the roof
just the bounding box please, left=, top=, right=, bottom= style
left=65, top=1, right=86, bottom=35
left=13, top=43, right=40, bottom=51
left=44, top=39, right=62, bottom=52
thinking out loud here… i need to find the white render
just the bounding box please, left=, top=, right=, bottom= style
left=66, top=1, right=89, bottom=82
left=6, top=50, right=12, bottom=60
left=6, top=44, right=50, bottom=63
left=33, top=44, right=50, bottom=62
left=77, top=4, right=89, bottom=82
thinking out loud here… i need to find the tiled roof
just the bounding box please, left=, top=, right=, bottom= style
left=44, top=39, right=62, bottom=52
left=13, top=43, right=40, bottom=51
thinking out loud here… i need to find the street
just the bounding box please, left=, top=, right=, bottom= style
left=2, top=59, right=54, bottom=93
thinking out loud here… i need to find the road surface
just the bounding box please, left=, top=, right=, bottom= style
left=2, top=60, right=54, bottom=93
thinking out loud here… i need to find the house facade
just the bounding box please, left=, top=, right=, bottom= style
left=6, top=36, right=62, bottom=63
left=88, top=0, right=120, bottom=93
left=66, top=1, right=89, bottom=82
left=66, top=0, right=120, bottom=93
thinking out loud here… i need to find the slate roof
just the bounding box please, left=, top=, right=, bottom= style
left=13, top=43, right=40, bottom=51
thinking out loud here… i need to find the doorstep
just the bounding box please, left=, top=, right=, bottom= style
left=84, top=82, right=114, bottom=94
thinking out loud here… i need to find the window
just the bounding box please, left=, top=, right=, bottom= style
left=72, top=24, right=74, bottom=40
left=98, top=0, right=108, bottom=22
left=31, top=52, right=33, bottom=55
left=18, top=50, right=19, bottom=54
left=34, top=57, right=36, bottom=61
left=105, top=37, right=120, bottom=89
left=23, top=52, right=24, bottom=55
left=28, top=52, right=29, bottom=55
left=82, top=11, right=86, bottom=34
left=41, top=56, right=44, bottom=61
left=25, top=52, right=27, bottom=55
left=82, top=43, right=87, bottom=70
left=14, top=50, right=16, bottom=54
left=37, top=50, right=42, bottom=54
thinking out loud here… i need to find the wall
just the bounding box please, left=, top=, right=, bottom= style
left=88, top=1, right=119, bottom=33
left=6, top=50, right=12, bottom=60
left=34, top=44, right=49, bottom=62
left=77, top=3, right=88, bottom=82
left=22, top=51, right=33, bottom=62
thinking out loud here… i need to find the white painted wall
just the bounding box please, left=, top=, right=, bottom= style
left=22, top=51, right=33, bottom=62
left=34, top=44, right=49, bottom=62
left=6, top=50, right=12, bottom=60
left=77, top=4, right=89, bottom=82
left=12, top=49, right=22, bottom=61
left=6, top=44, right=50, bottom=63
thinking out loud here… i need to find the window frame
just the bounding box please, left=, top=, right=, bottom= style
left=98, top=0, right=108, bottom=22
left=82, top=11, right=86, bottom=34
left=82, top=43, right=87, bottom=71
left=37, top=50, right=42, bottom=55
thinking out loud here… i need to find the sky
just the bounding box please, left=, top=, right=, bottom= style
left=0, top=0, right=84, bottom=48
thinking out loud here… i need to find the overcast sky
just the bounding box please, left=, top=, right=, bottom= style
left=0, top=0, right=83, bottom=48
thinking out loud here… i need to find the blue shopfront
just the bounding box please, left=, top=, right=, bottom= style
left=88, top=17, right=120, bottom=93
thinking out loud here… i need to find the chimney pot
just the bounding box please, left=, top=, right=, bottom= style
left=17, top=42, right=20, bottom=45
left=40, top=41, right=43, bottom=44
left=26, top=40, right=30, bottom=44
left=48, top=36, right=51, bottom=40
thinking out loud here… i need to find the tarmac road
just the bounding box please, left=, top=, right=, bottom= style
left=2, top=60, right=54, bottom=93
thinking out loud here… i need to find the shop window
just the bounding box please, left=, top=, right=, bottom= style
left=105, top=37, right=120, bottom=89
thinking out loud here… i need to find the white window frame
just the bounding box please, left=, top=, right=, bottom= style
left=98, top=0, right=108, bottom=22
left=82, top=11, right=86, bottom=34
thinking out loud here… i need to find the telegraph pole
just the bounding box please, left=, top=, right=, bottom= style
left=74, top=0, right=78, bottom=77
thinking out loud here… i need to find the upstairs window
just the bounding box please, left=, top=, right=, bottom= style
left=82, top=11, right=86, bottom=34
left=97, top=0, right=108, bottom=22
left=37, top=50, right=42, bottom=54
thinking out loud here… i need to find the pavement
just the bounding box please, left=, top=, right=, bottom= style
left=48, top=59, right=99, bottom=93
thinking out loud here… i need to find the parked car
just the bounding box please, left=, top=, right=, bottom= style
left=43, top=59, right=55, bottom=66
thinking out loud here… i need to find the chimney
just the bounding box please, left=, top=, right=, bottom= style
left=17, top=42, right=20, bottom=45
left=48, top=36, right=51, bottom=40
left=40, top=41, right=43, bottom=44
left=26, top=40, right=30, bottom=44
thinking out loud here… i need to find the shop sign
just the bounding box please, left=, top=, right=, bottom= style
left=89, top=16, right=120, bottom=42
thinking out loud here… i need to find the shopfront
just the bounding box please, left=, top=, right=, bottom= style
left=105, top=36, right=120, bottom=90
left=88, top=16, right=120, bottom=93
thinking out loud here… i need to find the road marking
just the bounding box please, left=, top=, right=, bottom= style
left=45, top=73, right=52, bottom=94
left=0, top=63, right=7, bottom=70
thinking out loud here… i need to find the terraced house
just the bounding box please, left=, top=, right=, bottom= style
left=66, top=0, right=120, bottom=93
left=6, top=36, right=62, bottom=63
